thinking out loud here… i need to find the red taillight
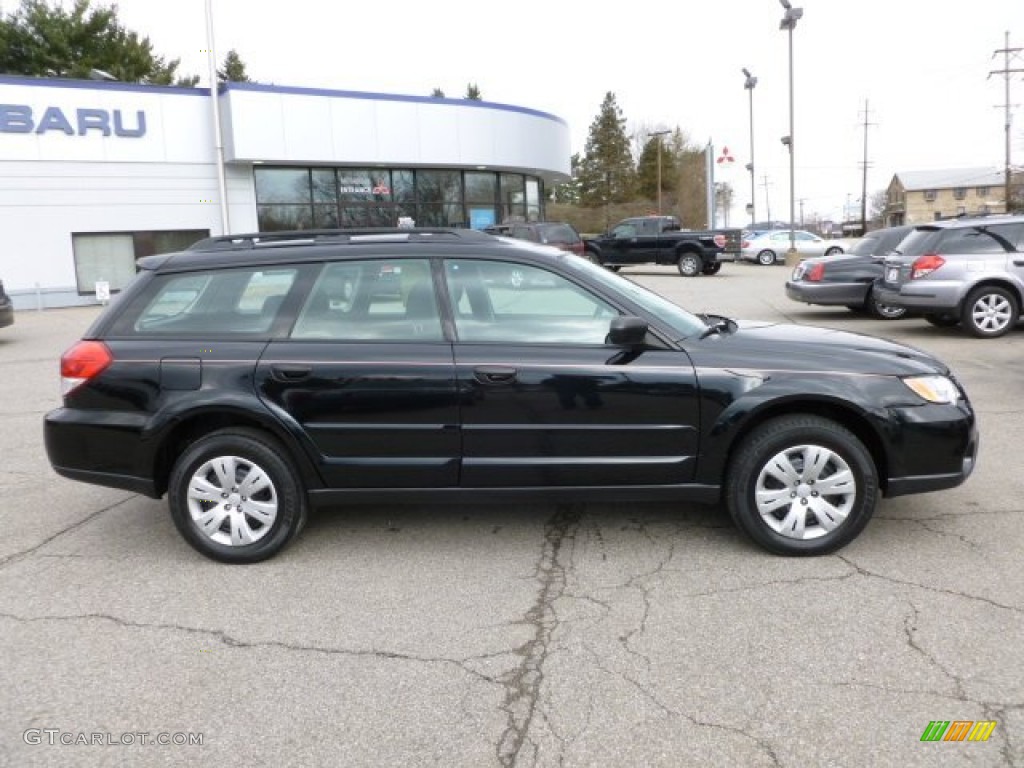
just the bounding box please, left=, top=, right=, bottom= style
left=61, top=340, right=112, bottom=396
left=805, top=263, right=826, bottom=282
left=713, top=234, right=726, bottom=248
left=741, top=240, right=750, bottom=248
left=911, top=254, right=945, bottom=280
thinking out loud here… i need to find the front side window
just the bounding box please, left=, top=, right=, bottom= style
left=443, top=260, right=616, bottom=345
left=291, top=260, right=442, bottom=341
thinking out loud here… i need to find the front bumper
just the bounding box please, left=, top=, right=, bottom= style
left=881, top=399, right=978, bottom=498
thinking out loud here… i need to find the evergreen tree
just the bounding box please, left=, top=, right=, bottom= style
left=578, top=92, right=636, bottom=208
left=464, top=83, right=481, bottom=100
left=217, top=49, right=250, bottom=83
left=552, top=153, right=582, bottom=205
left=430, top=87, right=445, bottom=98
left=635, top=130, right=677, bottom=203
left=0, top=0, right=198, bottom=86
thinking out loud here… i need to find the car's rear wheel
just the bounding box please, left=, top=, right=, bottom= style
left=757, top=249, right=776, bottom=266
left=923, top=312, right=960, bottom=328
left=702, top=262, right=722, bottom=275
left=677, top=253, right=701, bottom=277
left=866, top=288, right=907, bottom=320
left=961, top=285, right=1019, bottom=338
left=726, top=415, right=878, bottom=556
left=168, top=428, right=307, bottom=563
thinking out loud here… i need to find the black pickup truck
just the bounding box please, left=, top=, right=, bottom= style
left=584, top=216, right=741, bottom=276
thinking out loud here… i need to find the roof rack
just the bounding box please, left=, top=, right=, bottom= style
left=187, top=227, right=491, bottom=252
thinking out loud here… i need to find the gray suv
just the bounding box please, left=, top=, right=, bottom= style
left=875, top=216, right=1024, bottom=338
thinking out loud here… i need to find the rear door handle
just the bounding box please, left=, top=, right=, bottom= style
left=474, top=366, right=517, bottom=385
left=271, top=364, right=313, bottom=382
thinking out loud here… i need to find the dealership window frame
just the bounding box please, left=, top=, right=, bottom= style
left=71, top=229, right=210, bottom=296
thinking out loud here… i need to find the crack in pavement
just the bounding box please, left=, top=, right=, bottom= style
left=902, top=601, right=966, bottom=700
left=0, top=611, right=503, bottom=687
left=837, top=555, right=1023, bottom=614
left=0, top=494, right=137, bottom=571
left=496, top=503, right=581, bottom=768
left=580, top=642, right=782, bottom=768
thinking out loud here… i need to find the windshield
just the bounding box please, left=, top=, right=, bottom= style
left=561, top=256, right=706, bottom=339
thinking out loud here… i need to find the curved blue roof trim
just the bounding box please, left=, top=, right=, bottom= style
left=223, top=81, right=568, bottom=126
left=0, top=76, right=567, bottom=126
left=0, top=74, right=210, bottom=95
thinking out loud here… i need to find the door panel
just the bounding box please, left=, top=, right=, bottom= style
left=255, top=259, right=459, bottom=488
left=444, top=258, right=700, bottom=487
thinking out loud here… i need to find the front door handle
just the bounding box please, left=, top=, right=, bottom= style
left=474, top=366, right=517, bottom=385
left=271, top=364, right=313, bottom=382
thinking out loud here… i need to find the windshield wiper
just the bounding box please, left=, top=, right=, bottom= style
left=697, top=313, right=736, bottom=340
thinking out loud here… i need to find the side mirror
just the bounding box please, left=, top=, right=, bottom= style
left=608, top=315, right=648, bottom=347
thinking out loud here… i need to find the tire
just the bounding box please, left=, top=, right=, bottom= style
left=865, top=288, right=907, bottom=320
left=168, top=428, right=307, bottom=563
left=702, top=262, right=723, bottom=275
left=677, top=253, right=701, bottom=277
left=961, top=285, right=1019, bottom=338
left=607, top=265, right=622, bottom=272
left=824, top=246, right=843, bottom=256
left=726, top=415, right=878, bottom=556
left=757, top=249, right=777, bottom=266
left=584, top=250, right=603, bottom=267
left=923, top=312, right=959, bottom=328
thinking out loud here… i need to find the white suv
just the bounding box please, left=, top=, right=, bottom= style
left=875, top=217, right=1024, bottom=338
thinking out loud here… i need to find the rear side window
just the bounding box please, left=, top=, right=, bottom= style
left=291, top=259, right=443, bottom=341
left=936, top=225, right=1022, bottom=255
left=112, top=268, right=297, bottom=336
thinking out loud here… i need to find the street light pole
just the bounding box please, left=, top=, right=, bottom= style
left=779, top=0, right=802, bottom=262
left=742, top=68, right=757, bottom=226
left=650, top=130, right=671, bottom=214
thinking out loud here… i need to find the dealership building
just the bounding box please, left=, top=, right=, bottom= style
left=0, top=75, right=571, bottom=309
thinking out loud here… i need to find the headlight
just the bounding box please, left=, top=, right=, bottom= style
left=902, top=375, right=959, bottom=404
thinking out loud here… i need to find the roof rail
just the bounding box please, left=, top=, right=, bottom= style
left=187, top=227, right=490, bottom=252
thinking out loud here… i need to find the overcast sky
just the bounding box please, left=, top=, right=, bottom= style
left=99, top=0, right=1024, bottom=223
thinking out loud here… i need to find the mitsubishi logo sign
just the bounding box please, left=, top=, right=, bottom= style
left=0, top=105, right=147, bottom=137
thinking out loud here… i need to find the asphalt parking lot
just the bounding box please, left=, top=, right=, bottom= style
left=1, top=261, right=1021, bottom=768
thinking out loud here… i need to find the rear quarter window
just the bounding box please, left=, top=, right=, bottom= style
left=108, top=267, right=298, bottom=336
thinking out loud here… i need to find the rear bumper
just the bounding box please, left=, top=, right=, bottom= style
left=785, top=281, right=867, bottom=306
left=0, top=302, right=13, bottom=328
left=874, top=281, right=964, bottom=312
left=44, top=407, right=160, bottom=498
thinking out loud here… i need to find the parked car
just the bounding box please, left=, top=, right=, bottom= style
left=584, top=215, right=740, bottom=276
left=482, top=223, right=513, bottom=236
left=740, top=230, right=848, bottom=265
left=504, top=221, right=585, bottom=257
left=0, top=279, right=13, bottom=328
left=875, top=216, right=1024, bottom=338
left=785, top=225, right=913, bottom=319
left=45, top=228, right=977, bottom=563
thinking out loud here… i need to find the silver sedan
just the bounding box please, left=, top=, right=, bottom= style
left=740, top=229, right=849, bottom=265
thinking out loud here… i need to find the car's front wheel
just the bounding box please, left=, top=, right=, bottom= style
left=961, top=285, right=1019, bottom=338
left=726, top=415, right=878, bottom=555
left=757, top=249, right=777, bottom=266
left=677, top=253, right=701, bottom=277
left=825, top=246, right=843, bottom=256
left=168, top=428, right=307, bottom=563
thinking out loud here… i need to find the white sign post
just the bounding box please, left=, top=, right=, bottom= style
left=95, top=280, right=110, bottom=305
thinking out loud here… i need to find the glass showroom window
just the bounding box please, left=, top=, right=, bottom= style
left=72, top=230, right=209, bottom=295
left=256, top=167, right=313, bottom=231
left=500, top=174, right=526, bottom=223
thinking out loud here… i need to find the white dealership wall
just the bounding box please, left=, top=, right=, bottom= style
left=0, top=76, right=571, bottom=309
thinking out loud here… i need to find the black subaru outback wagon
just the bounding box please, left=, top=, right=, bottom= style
left=45, top=229, right=977, bottom=563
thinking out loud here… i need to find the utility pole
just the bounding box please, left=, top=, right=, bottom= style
left=761, top=176, right=773, bottom=222
left=990, top=32, right=1022, bottom=214
left=859, top=100, right=875, bottom=232
left=798, top=198, right=806, bottom=226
